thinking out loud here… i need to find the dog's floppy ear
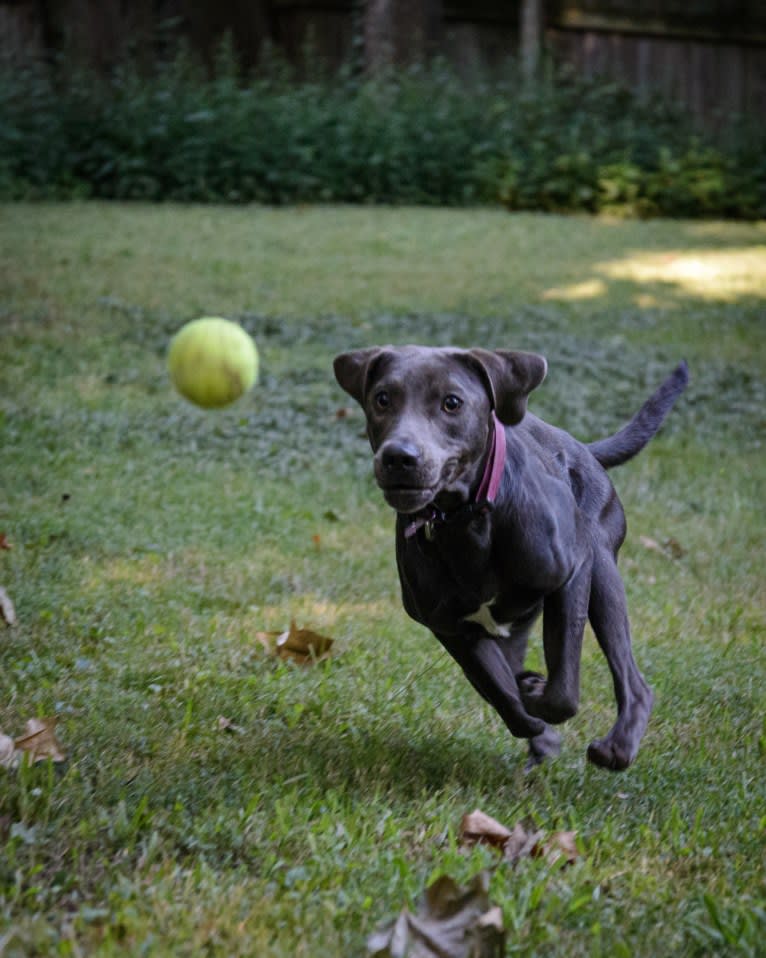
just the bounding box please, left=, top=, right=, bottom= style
left=465, top=349, right=547, bottom=425
left=333, top=348, right=386, bottom=406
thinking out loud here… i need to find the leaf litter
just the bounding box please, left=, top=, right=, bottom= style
left=459, top=809, right=580, bottom=867
left=255, top=620, right=334, bottom=664
left=0, top=717, right=66, bottom=769
left=367, top=811, right=580, bottom=956
left=367, top=871, right=504, bottom=958
left=639, top=535, right=685, bottom=559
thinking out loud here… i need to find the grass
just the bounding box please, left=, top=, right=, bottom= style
left=1, top=203, right=765, bottom=956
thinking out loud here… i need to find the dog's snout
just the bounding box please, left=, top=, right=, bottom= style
left=381, top=440, right=420, bottom=474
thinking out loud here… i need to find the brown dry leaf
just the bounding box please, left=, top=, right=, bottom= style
left=639, top=535, right=664, bottom=555
left=15, top=717, right=66, bottom=764
left=256, top=620, right=333, bottom=664
left=0, top=732, right=17, bottom=769
left=532, top=830, right=580, bottom=866
left=459, top=809, right=513, bottom=849
left=502, top=823, right=544, bottom=864
left=639, top=534, right=685, bottom=560
left=0, top=532, right=11, bottom=550
left=0, top=587, right=16, bottom=626
left=367, top=871, right=504, bottom=958
left=458, top=811, right=580, bottom=868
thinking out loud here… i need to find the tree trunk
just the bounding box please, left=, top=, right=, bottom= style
left=520, top=0, right=543, bottom=78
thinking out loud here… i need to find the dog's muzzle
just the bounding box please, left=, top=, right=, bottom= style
left=375, top=440, right=437, bottom=513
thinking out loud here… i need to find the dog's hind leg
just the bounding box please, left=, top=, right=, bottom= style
left=586, top=550, right=653, bottom=770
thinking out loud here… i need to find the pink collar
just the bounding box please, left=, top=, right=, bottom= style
left=475, top=411, right=506, bottom=503
left=403, top=412, right=506, bottom=540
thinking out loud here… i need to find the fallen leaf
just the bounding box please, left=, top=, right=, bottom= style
left=0, top=733, right=17, bottom=769
left=458, top=811, right=580, bottom=868
left=216, top=715, right=245, bottom=735
left=639, top=535, right=664, bottom=555
left=459, top=809, right=512, bottom=849
left=15, top=717, right=66, bottom=764
left=277, top=621, right=333, bottom=662
left=335, top=406, right=354, bottom=419
left=532, top=830, right=580, bottom=866
left=0, top=533, right=11, bottom=550
left=639, top=534, right=685, bottom=560
left=0, top=587, right=15, bottom=626
left=367, top=871, right=504, bottom=958
left=502, top=823, right=544, bottom=864
left=255, top=620, right=333, bottom=664
left=311, top=534, right=322, bottom=551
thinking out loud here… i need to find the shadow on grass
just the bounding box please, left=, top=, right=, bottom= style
left=121, top=711, right=522, bottom=814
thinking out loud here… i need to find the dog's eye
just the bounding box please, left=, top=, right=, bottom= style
left=374, top=390, right=391, bottom=409
left=442, top=394, right=463, bottom=413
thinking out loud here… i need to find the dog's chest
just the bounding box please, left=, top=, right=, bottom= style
left=396, top=522, right=541, bottom=638
left=462, top=598, right=513, bottom=637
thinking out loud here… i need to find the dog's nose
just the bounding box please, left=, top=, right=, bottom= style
left=381, top=441, right=420, bottom=474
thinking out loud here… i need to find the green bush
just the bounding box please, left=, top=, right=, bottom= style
left=0, top=50, right=763, bottom=217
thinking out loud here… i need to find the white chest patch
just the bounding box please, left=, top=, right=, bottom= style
left=463, top=599, right=512, bottom=638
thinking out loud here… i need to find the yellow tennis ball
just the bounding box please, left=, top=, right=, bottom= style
left=168, top=317, right=258, bottom=409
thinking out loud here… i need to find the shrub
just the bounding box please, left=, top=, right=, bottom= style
left=0, top=50, right=763, bottom=217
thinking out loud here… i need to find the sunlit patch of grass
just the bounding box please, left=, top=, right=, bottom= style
left=598, top=247, right=766, bottom=301
left=543, top=279, right=608, bottom=301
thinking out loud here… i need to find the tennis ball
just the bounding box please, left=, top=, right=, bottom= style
left=168, top=317, right=258, bottom=409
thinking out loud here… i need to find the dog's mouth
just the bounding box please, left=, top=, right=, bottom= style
left=379, top=484, right=436, bottom=514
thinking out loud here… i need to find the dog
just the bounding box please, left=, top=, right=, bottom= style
left=334, top=346, right=688, bottom=770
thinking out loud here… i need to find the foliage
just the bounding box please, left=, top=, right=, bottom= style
left=0, top=50, right=764, bottom=217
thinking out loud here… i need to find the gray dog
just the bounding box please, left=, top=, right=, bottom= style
left=334, top=346, right=688, bottom=770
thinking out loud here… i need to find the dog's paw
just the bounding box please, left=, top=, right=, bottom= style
left=586, top=736, right=635, bottom=771
left=518, top=669, right=547, bottom=700
left=519, top=671, right=579, bottom=724
left=518, top=670, right=551, bottom=720
left=587, top=687, right=652, bottom=770
left=524, top=725, right=561, bottom=773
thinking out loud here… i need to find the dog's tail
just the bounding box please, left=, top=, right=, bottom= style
left=588, top=361, right=689, bottom=469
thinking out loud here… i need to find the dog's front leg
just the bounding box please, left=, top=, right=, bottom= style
left=436, top=632, right=547, bottom=742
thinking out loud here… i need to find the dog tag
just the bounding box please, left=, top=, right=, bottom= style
left=425, top=520, right=436, bottom=541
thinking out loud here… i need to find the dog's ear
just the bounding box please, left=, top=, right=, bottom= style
left=333, top=348, right=386, bottom=406
left=465, top=349, right=547, bottom=425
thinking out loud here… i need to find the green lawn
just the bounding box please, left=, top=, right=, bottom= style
left=1, top=203, right=765, bottom=956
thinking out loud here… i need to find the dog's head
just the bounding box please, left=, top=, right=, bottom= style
left=334, top=345, right=547, bottom=514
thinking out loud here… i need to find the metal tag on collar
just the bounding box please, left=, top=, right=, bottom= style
left=425, top=519, right=436, bottom=541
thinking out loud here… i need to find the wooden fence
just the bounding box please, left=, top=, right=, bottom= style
left=1, top=0, right=763, bottom=121
left=547, top=1, right=766, bottom=122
